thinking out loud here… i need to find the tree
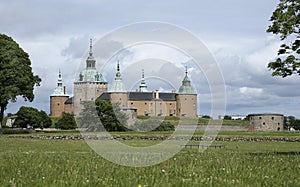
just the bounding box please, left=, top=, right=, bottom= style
left=14, top=106, right=51, bottom=128
left=284, top=115, right=300, bottom=130
left=267, top=0, right=300, bottom=77
left=223, top=115, right=232, bottom=120
left=76, top=101, right=104, bottom=131
left=95, top=100, right=128, bottom=132
left=55, top=112, right=77, bottom=130
left=0, top=34, right=41, bottom=127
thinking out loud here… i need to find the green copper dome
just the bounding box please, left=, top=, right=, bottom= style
left=139, top=69, right=148, bottom=92
left=178, top=67, right=196, bottom=94
left=77, top=39, right=106, bottom=83
left=52, top=70, right=67, bottom=96
left=110, top=61, right=126, bottom=92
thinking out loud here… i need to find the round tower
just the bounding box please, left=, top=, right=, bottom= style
left=176, top=67, right=197, bottom=117
left=50, top=70, right=69, bottom=117
left=110, top=61, right=128, bottom=107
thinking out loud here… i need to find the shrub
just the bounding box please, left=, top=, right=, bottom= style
left=132, top=119, right=174, bottom=132
left=55, top=113, right=77, bottom=130
left=2, top=129, right=31, bottom=134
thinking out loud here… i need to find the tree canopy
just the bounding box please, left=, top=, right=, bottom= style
left=0, top=34, right=41, bottom=126
left=14, top=106, right=51, bottom=129
left=76, top=101, right=129, bottom=132
left=267, top=0, right=300, bottom=77
left=55, top=112, right=77, bottom=130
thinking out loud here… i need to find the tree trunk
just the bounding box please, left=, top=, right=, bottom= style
left=0, top=104, right=7, bottom=129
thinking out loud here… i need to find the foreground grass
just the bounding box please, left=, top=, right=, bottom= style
left=0, top=136, right=300, bottom=186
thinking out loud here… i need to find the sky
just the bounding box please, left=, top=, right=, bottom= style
left=1, top=0, right=299, bottom=118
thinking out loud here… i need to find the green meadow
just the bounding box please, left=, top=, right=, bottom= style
left=1, top=132, right=300, bottom=186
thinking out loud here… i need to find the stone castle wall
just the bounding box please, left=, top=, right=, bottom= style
left=73, top=82, right=107, bottom=115
left=176, top=94, right=197, bottom=117
left=50, top=96, right=69, bottom=117
left=249, top=114, right=284, bottom=131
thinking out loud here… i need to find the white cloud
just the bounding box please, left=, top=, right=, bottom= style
left=2, top=0, right=299, bottom=118
left=239, top=87, right=263, bottom=95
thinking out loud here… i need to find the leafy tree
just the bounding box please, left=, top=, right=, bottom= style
left=223, top=115, right=232, bottom=120
left=76, top=101, right=104, bottom=131
left=267, top=0, right=300, bottom=77
left=284, top=115, right=300, bottom=129
left=39, top=110, right=52, bottom=129
left=95, top=100, right=128, bottom=132
left=14, top=106, right=51, bottom=128
left=0, top=34, right=41, bottom=127
left=55, top=112, right=77, bottom=130
left=201, top=115, right=211, bottom=119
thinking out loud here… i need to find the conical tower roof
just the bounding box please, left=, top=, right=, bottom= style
left=139, top=69, right=148, bottom=92
left=76, top=39, right=106, bottom=83
left=178, top=67, right=196, bottom=94
left=110, top=61, right=126, bottom=92
left=52, top=70, right=67, bottom=96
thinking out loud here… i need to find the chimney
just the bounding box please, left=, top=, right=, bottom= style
left=155, top=90, right=159, bottom=99
left=64, top=86, right=66, bottom=95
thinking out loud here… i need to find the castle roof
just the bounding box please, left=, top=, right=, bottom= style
left=98, top=92, right=176, bottom=101
left=51, top=70, right=68, bottom=96
left=75, top=39, right=107, bottom=83
left=64, top=97, right=73, bottom=104
left=138, top=69, right=148, bottom=92
left=178, top=67, right=196, bottom=94
left=110, top=61, right=126, bottom=92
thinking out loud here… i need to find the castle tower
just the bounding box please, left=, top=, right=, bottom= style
left=50, top=70, right=69, bottom=117
left=73, top=39, right=108, bottom=115
left=139, top=69, right=148, bottom=92
left=176, top=67, right=197, bottom=117
left=110, top=61, right=128, bottom=107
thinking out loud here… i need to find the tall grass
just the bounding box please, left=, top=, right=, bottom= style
left=0, top=137, right=300, bottom=186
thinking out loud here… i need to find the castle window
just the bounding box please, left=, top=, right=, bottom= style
left=145, top=102, right=147, bottom=105
left=263, top=122, right=265, bottom=125
left=278, top=123, right=280, bottom=125
left=271, top=117, right=274, bottom=120
left=131, top=102, right=133, bottom=105
left=57, top=103, right=60, bottom=106
left=144, top=110, right=147, bottom=116
left=119, top=98, right=122, bottom=100
left=185, top=98, right=187, bottom=100
left=259, top=117, right=262, bottom=119
left=160, top=109, right=162, bottom=115
left=169, top=103, right=172, bottom=105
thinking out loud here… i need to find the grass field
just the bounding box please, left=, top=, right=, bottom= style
left=1, top=131, right=300, bottom=186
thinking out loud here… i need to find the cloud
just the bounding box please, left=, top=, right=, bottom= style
left=239, top=87, right=263, bottom=96
left=2, top=0, right=299, bottom=118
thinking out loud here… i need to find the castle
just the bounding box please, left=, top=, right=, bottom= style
left=50, top=39, right=197, bottom=118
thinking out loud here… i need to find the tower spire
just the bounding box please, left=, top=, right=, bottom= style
left=86, top=38, right=96, bottom=68
left=185, top=66, right=188, bottom=75
left=111, top=60, right=126, bottom=92
left=139, top=69, right=148, bottom=92
left=89, top=38, right=93, bottom=56
left=51, top=69, right=66, bottom=96
left=178, top=66, right=195, bottom=94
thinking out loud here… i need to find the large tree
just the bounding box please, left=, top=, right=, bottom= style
left=0, top=34, right=41, bottom=126
left=14, top=106, right=51, bottom=129
left=267, top=0, right=300, bottom=77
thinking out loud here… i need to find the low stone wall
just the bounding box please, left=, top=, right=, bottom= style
left=5, top=135, right=300, bottom=142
